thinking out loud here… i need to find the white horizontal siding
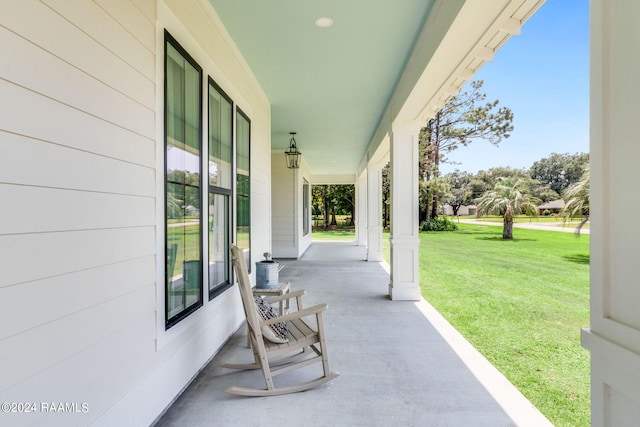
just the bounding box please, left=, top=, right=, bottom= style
left=0, top=316, right=156, bottom=427
left=0, top=226, right=156, bottom=288
left=0, top=184, right=154, bottom=235
left=0, top=82, right=154, bottom=167
left=0, top=284, right=155, bottom=393
left=0, top=256, right=156, bottom=340
left=0, top=0, right=154, bottom=109
left=0, top=313, right=154, bottom=404
left=97, top=0, right=156, bottom=52
left=43, top=0, right=155, bottom=81
left=130, top=0, right=156, bottom=23
left=0, top=25, right=154, bottom=138
left=271, top=153, right=295, bottom=255
left=90, top=290, right=243, bottom=427
left=0, top=2, right=159, bottom=425
left=0, top=132, right=154, bottom=195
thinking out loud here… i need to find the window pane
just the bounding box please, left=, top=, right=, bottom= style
left=165, top=33, right=202, bottom=327
left=236, top=111, right=250, bottom=265
left=236, top=179, right=250, bottom=249
left=208, top=82, right=232, bottom=189
left=167, top=44, right=200, bottom=157
left=208, top=80, right=232, bottom=299
left=167, top=46, right=185, bottom=145
left=303, top=179, right=310, bottom=236
left=167, top=202, right=202, bottom=319
left=209, top=193, right=229, bottom=294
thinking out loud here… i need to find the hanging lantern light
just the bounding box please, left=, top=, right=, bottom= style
left=284, top=132, right=302, bottom=169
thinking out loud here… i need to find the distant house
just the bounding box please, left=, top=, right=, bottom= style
left=184, top=205, right=200, bottom=216
left=538, top=199, right=565, bottom=215
left=442, top=204, right=477, bottom=216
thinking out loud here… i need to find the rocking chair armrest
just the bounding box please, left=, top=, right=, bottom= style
left=263, top=289, right=306, bottom=304
left=260, top=303, right=328, bottom=326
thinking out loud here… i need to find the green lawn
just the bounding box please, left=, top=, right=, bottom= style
left=311, top=228, right=356, bottom=241
left=167, top=223, right=201, bottom=278
left=311, top=224, right=589, bottom=425
left=382, top=223, right=590, bottom=426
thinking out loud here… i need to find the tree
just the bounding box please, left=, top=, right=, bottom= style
left=443, top=170, right=473, bottom=215
left=561, top=165, right=590, bottom=235
left=529, top=152, right=589, bottom=195
left=311, top=184, right=355, bottom=229
left=321, top=185, right=330, bottom=228
left=467, top=167, right=526, bottom=201
left=476, top=177, right=541, bottom=240
left=167, top=170, right=201, bottom=217
left=418, top=174, right=450, bottom=219
left=382, top=164, right=390, bottom=228
left=468, top=176, right=493, bottom=202
left=311, top=185, right=324, bottom=227
left=331, top=185, right=355, bottom=226
left=528, top=182, right=560, bottom=203
left=419, top=80, right=514, bottom=220
left=311, top=185, right=331, bottom=228
left=166, top=191, right=183, bottom=219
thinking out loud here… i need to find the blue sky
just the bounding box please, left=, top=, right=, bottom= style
left=440, top=0, right=589, bottom=175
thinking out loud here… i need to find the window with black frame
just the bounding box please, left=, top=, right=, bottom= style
left=236, top=110, right=251, bottom=268
left=165, top=32, right=203, bottom=328
left=208, top=78, right=233, bottom=299
left=303, top=179, right=310, bottom=236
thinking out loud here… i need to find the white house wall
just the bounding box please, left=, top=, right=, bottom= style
left=0, top=0, right=271, bottom=425
left=271, top=153, right=312, bottom=258
left=271, top=152, right=296, bottom=257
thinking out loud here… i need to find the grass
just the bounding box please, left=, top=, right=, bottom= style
left=167, top=223, right=200, bottom=278
left=382, top=223, right=589, bottom=426
left=311, top=228, right=356, bottom=241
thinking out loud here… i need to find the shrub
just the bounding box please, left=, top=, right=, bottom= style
left=543, top=209, right=551, bottom=216
left=421, top=216, right=458, bottom=231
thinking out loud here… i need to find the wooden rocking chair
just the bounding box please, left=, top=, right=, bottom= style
left=221, top=245, right=338, bottom=396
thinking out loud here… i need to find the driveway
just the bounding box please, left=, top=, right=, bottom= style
left=458, top=218, right=590, bottom=235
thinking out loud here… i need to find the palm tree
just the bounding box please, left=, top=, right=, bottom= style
left=476, top=177, right=541, bottom=239
left=561, top=165, right=589, bottom=235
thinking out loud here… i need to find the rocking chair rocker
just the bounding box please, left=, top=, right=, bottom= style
left=221, top=245, right=338, bottom=396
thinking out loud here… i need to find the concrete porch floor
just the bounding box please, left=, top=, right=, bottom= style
left=154, top=241, right=552, bottom=427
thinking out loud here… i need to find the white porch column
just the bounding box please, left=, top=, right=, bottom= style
left=366, top=162, right=384, bottom=261
left=356, top=170, right=368, bottom=247
left=582, top=1, right=640, bottom=425
left=389, top=123, right=421, bottom=300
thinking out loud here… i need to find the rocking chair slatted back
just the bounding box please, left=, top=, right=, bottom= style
left=231, top=246, right=263, bottom=344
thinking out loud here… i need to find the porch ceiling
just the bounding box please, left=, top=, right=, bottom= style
left=208, top=1, right=544, bottom=178
left=209, top=0, right=435, bottom=176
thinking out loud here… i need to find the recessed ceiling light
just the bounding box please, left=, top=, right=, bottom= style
left=315, top=17, right=334, bottom=28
